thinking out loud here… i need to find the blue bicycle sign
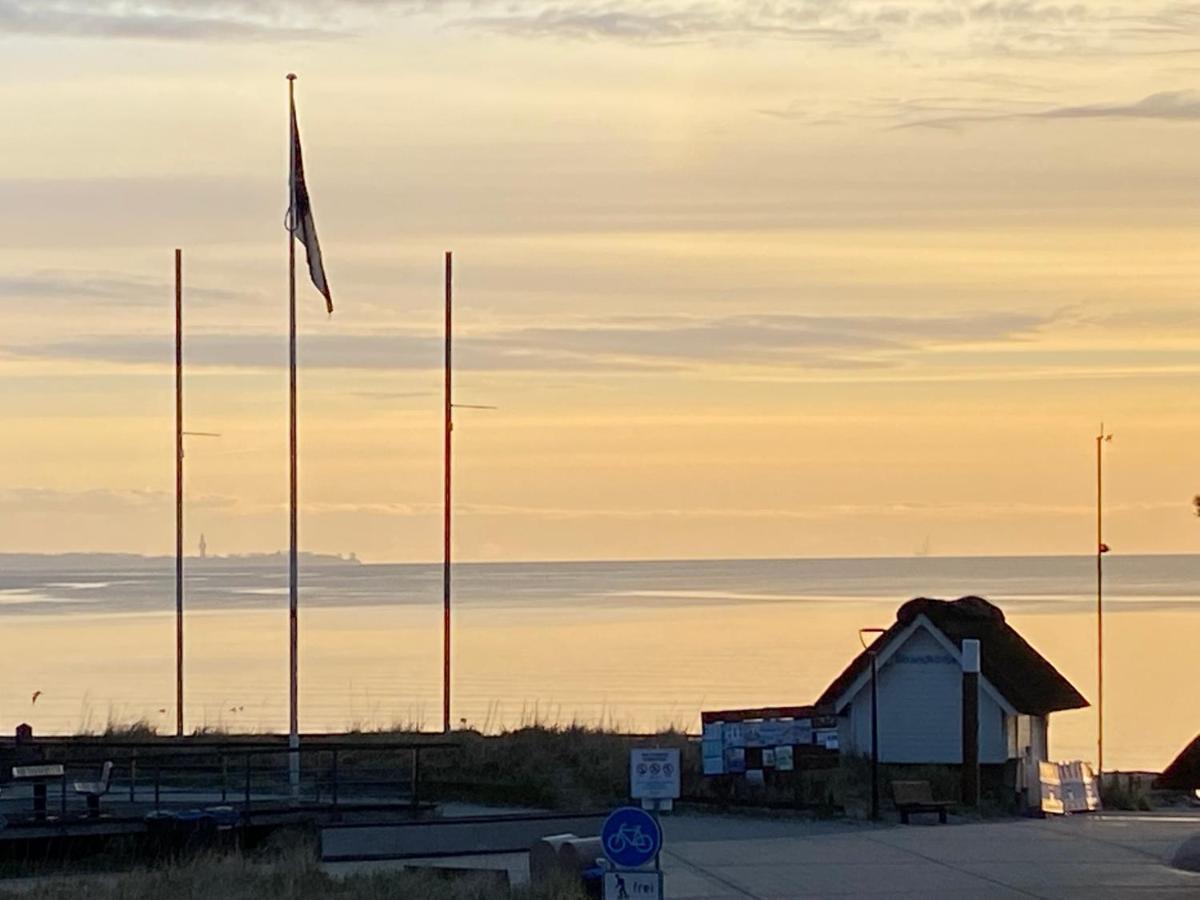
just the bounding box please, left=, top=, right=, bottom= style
left=601, top=806, right=662, bottom=868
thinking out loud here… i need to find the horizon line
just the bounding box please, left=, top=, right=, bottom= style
left=1, top=550, right=1198, bottom=566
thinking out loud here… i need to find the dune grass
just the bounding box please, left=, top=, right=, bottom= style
left=0, top=837, right=586, bottom=900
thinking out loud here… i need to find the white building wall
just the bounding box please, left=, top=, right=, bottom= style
left=842, top=626, right=1009, bottom=764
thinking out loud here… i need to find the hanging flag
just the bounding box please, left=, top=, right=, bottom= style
left=288, top=93, right=333, bottom=314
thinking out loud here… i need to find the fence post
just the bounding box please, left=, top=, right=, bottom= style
left=221, top=752, right=227, bottom=803
left=411, top=748, right=420, bottom=810
left=129, top=752, right=137, bottom=804
left=331, top=749, right=339, bottom=815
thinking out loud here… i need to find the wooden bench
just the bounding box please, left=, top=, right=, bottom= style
left=891, top=780, right=954, bottom=824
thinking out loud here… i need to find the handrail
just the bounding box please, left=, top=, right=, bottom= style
left=4, top=738, right=458, bottom=752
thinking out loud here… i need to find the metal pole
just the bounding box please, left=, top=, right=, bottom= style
left=443, top=251, right=453, bottom=734
left=287, top=73, right=300, bottom=797
left=1096, top=424, right=1103, bottom=777
left=869, top=651, right=878, bottom=820
left=175, top=248, right=184, bottom=738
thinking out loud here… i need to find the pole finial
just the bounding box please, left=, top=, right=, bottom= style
left=287, top=73, right=297, bottom=81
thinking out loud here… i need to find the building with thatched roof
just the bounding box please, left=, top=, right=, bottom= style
left=816, top=596, right=1088, bottom=766
left=1155, top=735, right=1200, bottom=791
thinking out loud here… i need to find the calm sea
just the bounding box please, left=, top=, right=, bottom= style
left=0, top=554, right=1196, bottom=771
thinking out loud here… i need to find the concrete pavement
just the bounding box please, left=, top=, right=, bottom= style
left=658, top=811, right=1200, bottom=898
left=328, top=810, right=1200, bottom=898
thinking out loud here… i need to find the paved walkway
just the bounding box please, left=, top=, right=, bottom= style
left=334, top=810, right=1200, bottom=898
left=657, top=811, right=1200, bottom=898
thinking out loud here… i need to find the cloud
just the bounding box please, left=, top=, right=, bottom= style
left=1034, top=89, right=1200, bottom=121
left=0, top=0, right=1188, bottom=62
left=0, top=310, right=1053, bottom=373
left=0, top=0, right=340, bottom=41
left=0, top=270, right=246, bottom=307
left=0, top=487, right=235, bottom=514
left=455, top=4, right=881, bottom=45
left=899, top=90, right=1200, bottom=130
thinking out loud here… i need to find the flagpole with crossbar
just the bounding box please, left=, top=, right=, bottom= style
left=175, top=247, right=185, bottom=739
left=287, top=72, right=300, bottom=798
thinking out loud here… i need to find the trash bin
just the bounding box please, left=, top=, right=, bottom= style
left=580, top=865, right=605, bottom=900
left=144, top=810, right=177, bottom=857
left=174, top=809, right=218, bottom=852
left=204, top=805, right=242, bottom=850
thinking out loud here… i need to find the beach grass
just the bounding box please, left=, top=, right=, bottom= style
left=0, top=840, right=587, bottom=900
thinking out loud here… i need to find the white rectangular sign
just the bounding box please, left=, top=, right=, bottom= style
left=604, top=871, right=663, bottom=899
left=631, top=748, right=681, bottom=800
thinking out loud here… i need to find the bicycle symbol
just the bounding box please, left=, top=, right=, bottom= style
left=605, top=822, right=655, bottom=856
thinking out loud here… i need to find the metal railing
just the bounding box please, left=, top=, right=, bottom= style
left=0, top=738, right=458, bottom=824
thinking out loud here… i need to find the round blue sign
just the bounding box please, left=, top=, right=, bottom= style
left=601, top=806, right=662, bottom=869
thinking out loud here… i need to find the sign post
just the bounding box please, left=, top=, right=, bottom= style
left=601, top=806, right=664, bottom=899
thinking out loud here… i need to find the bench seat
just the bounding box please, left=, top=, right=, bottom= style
left=891, top=780, right=954, bottom=824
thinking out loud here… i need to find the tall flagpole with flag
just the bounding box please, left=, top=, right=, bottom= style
left=285, top=73, right=333, bottom=796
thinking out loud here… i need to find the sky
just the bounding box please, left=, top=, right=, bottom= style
left=3, top=0, right=1200, bottom=562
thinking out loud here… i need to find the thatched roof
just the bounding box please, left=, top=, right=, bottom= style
left=1156, top=735, right=1200, bottom=790
left=816, top=596, right=1089, bottom=716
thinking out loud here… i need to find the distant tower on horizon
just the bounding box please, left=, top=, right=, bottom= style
left=199, top=533, right=207, bottom=559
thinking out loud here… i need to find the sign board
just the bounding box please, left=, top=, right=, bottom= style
left=701, top=738, right=725, bottom=775
left=1058, top=761, right=1102, bottom=813
left=604, top=870, right=663, bottom=899
left=631, top=749, right=680, bottom=800
left=601, top=807, right=662, bottom=869
left=1039, top=761, right=1064, bottom=815
left=775, top=745, right=794, bottom=771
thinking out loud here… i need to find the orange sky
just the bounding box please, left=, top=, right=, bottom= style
left=2, top=2, right=1200, bottom=561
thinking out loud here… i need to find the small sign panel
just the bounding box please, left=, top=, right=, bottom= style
left=631, top=748, right=680, bottom=800
left=775, top=745, right=794, bottom=772
left=604, top=870, right=663, bottom=899
left=1039, top=761, right=1064, bottom=815
left=602, top=806, right=663, bottom=869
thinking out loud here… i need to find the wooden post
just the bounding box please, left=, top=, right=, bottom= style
left=962, top=639, right=980, bottom=808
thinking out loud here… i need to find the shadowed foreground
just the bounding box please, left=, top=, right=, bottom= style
left=0, top=843, right=586, bottom=900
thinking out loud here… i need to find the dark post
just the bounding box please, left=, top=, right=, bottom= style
left=870, top=650, right=879, bottom=820
left=443, top=251, right=453, bottom=734
left=962, top=638, right=981, bottom=808
left=287, top=72, right=300, bottom=796
left=175, top=248, right=184, bottom=738
left=1096, top=424, right=1104, bottom=777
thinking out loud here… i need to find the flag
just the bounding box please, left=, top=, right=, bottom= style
left=1099, top=543, right=1110, bottom=554
left=288, top=94, right=333, bottom=314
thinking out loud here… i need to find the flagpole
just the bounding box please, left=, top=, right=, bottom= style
left=443, top=251, right=452, bottom=734
left=174, top=248, right=184, bottom=739
left=287, top=72, right=300, bottom=797
left=175, top=248, right=184, bottom=738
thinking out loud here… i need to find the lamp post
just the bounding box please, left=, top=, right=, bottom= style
left=1096, top=425, right=1112, bottom=776
left=859, top=627, right=887, bottom=820
left=441, top=252, right=497, bottom=734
